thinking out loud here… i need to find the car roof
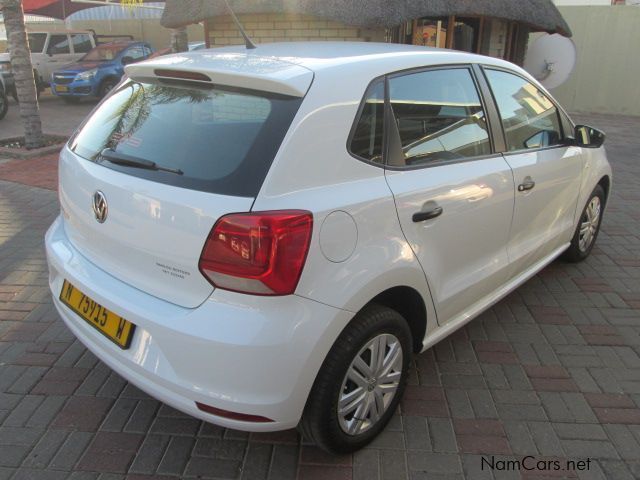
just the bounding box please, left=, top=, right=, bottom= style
left=127, top=42, right=529, bottom=98
left=163, top=42, right=516, bottom=72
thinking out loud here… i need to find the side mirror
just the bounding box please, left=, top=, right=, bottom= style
left=121, top=56, right=134, bottom=66
left=575, top=125, right=605, bottom=148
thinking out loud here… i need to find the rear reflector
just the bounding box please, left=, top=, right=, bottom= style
left=195, top=402, right=274, bottom=423
left=198, top=210, right=313, bottom=296
left=154, top=69, right=211, bottom=82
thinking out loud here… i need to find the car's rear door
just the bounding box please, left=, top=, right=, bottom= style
left=383, top=66, right=515, bottom=325
left=482, top=68, right=583, bottom=276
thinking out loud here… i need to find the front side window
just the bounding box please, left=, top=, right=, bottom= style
left=68, top=79, right=302, bottom=197
left=48, top=35, right=70, bottom=55
left=388, top=68, right=491, bottom=167
left=485, top=69, right=563, bottom=151
left=349, top=80, right=384, bottom=163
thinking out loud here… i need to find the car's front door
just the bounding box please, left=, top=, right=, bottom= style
left=41, top=34, right=75, bottom=81
left=383, top=67, right=515, bottom=324
left=483, top=68, right=584, bottom=276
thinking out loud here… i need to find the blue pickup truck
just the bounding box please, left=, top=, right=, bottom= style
left=50, top=41, right=153, bottom=102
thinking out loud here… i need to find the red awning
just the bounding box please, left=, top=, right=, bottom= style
left=23, top=0, right=163, bottom=20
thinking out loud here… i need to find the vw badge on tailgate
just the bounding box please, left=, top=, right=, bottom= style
left=92, top=191, right=108, bottom=223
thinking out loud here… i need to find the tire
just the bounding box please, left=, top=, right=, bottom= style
left=34, top=71, right=42, bottom=99
left=299, top=304, right=412, bottom=453
left=99, top=78, right=118, bottom=98
left=0, top=90, right=7, bottom=120
left=564, top=184, right=605, bottom=262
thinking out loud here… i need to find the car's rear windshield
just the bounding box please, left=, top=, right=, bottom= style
left=68, top=79, right=302, bottom=197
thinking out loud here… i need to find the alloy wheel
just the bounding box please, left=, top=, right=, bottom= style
left=578, top=196, right=601, bottom=252
left=337, top=333, right=403, bottom=435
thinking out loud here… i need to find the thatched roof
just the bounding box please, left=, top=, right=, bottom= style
left=161, top=0, right=572, bottom=37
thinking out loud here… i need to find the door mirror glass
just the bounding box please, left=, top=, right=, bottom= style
left=575, top=125, right=605, bottom=148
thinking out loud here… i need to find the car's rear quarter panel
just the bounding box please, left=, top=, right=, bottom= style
left=253, top=67, right=439, bottom=341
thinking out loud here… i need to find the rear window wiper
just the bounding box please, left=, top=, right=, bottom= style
left=100, top=148, right=183, bottom=175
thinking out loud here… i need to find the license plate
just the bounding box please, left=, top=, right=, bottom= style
left=59, top=280, right=135, bottom=349
left=56, top=85, right=69, bottom=92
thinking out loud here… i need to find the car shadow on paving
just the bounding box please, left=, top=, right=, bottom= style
left=0, top=113, right=639, bottom=479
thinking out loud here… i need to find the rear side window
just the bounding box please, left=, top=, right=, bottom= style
left=388, top=68, right=491, bottom=167
left=485, top=69, right=563, bottom=151
left=71, top=34, right=93, bottom=54
left=48, top=35, right=71, bottom=55
left=349, top=80, right=384, bottom=163
left=27, top=33, right=47, bottom=53
left=69, top=80, right=302, bottom=197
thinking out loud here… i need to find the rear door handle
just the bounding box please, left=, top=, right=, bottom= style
left=518, top=177, right=536, bottom=192
left=412, top=206, right=443, bottom=223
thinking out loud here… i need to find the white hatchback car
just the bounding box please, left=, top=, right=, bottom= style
left=46, top=42, right=611, bottom=453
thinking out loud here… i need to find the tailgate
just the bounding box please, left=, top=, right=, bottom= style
left=58, top=74, right=303, bottom=308
left=59, top=147, right=253, bottom=308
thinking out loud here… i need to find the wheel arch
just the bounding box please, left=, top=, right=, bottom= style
left=362, top=285, right=428, bottom=353
left=597, top=175, right=611, bottom=205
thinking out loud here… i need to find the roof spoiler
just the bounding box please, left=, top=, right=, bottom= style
left=125, top=59, right=313, bottom=97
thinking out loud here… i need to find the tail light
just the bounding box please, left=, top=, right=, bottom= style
left=198, top=210, right=313, bottom=296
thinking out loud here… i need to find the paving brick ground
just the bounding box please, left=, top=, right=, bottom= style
left=0, top=112, right=639, bottom=479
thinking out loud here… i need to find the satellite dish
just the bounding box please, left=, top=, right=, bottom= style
left=524, top=33, right=577, bottom=89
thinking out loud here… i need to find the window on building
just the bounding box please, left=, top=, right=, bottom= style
left=452, top=17, right=480, bottom=53
left=388, top=68, right=491, bottom=166
left=413, top=17, right=449, bottom=48
left=485, top=69, right=563, bottom=151
left=479, top=19, right=508, bottom=58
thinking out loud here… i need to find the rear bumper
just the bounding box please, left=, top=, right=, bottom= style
left=45, top=215, right=351, bottom=431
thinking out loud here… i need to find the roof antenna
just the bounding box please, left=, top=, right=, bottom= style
left=222, top=0, right=257, bottom=49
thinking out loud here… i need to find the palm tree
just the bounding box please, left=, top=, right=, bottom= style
left=0, top=0, right=43, bottom=149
